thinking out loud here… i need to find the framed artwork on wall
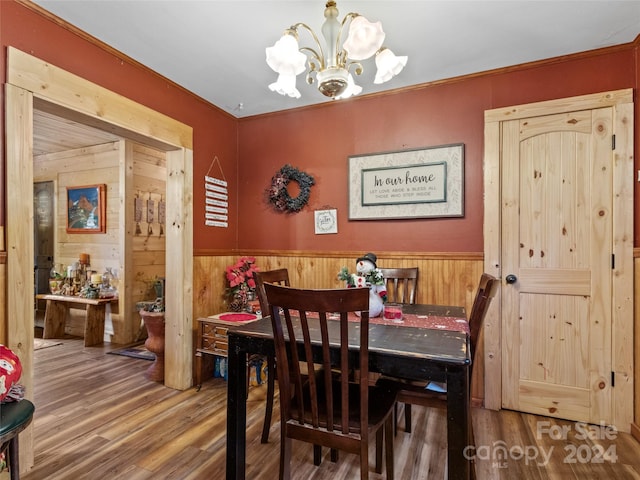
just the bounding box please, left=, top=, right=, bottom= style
left=66, top=184, right=107, bottom=233
left=348, top=144, right=464, bottom=220
left=314, top=209, right=338, bottom=234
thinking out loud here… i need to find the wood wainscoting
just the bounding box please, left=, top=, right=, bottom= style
left=193, top=251, right=484, bottom=320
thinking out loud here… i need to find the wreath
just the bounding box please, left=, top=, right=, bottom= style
left=268, top=164, right=315, bottom=213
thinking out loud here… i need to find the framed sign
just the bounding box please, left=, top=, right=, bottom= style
left=66, top=184, right=106, bottom=233
left=348, top=144, right=464, bottom=220
left=314, top=209, right=338, bottom=234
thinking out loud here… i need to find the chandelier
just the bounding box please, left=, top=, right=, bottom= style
left=266, top=1, right=408, bottom=100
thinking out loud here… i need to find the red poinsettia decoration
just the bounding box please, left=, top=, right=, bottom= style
left=225, top=256, right=260, bottom=311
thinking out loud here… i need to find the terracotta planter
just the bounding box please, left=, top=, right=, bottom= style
left=140, top=311, right=165, bottom=382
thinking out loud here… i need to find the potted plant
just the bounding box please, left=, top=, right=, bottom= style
left=224, top=256, right=259, bottom=312
left=137, top=278, right=165, bottom=382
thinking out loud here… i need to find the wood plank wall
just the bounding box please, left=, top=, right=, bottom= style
left=193, top=251, right=484, bottom=320
left=34, top=143, right=121, bottom=271
left=34, top=143, right=122, bottom=338
left=32, top=141, right=166, bottom=345
left=129, top=143, right=167, bottom=339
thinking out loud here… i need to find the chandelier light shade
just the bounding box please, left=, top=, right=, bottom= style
left=374, top=48, right=408, bottom=84
left=266, top=1, right=408, bottom=100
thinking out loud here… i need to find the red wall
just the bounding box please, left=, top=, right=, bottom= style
left=238, top=80, right=487, bottom=252
left=238, top=47, right=638, bottom=252
left=2, top=1, right=639, bottom=254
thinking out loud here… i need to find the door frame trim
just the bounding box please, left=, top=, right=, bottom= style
left=5, top=46, right=194, bottom=467
left=483, top=89, right=634, bottom=431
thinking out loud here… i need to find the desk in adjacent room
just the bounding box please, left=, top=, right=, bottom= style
left=36, top=294, right=113, bottom=347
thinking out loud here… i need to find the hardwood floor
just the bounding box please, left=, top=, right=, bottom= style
left=22, top=337, right=640, bottom=479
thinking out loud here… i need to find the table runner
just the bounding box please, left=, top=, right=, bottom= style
left=211, top=309, right=470, bottom=333
left=310, top=310, right=469, bottom=334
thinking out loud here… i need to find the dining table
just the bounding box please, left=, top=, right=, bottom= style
left=225, top=303, right=471, bottom=480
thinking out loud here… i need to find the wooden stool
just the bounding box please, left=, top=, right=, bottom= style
left=0, top=400, right=35, bottom=479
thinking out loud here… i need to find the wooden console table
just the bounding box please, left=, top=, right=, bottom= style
left=36, top=294, right=113, bottom=347
left=195, top=317, right=232, bottom=390
left=195, top=313, right=262, bottom=390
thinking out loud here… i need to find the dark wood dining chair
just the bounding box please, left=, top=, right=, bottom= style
left=378, top=267, right=418, bottom=427
left=379, top=267, right=418, bottom=304
left=264, top=283, right=397, bottom=480
left=255, top=268, right=290, bottom=444
left=378, top=272, right=499, bottom=433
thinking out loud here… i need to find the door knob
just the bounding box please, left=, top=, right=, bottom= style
left=505, top=274, right=517, bottom=284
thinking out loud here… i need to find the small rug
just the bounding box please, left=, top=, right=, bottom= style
left=34, top=338, right=62, bottom=350
left=108, top=343, right=155, bottom=361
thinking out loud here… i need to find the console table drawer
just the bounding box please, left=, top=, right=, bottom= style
left=200, top=337, right=229, bottom=356
left=202, top=323, right=229, bottom=338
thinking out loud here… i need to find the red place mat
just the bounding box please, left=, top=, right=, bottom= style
left=208, top=312, right=259, bottom=325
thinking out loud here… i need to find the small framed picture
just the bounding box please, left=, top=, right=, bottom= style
left=66, top=184, right=106, bottom=233
left=314, top=209, right=338, bottom=234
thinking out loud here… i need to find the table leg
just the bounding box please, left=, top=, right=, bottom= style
left=446, top=364, right=471, bottom=480
left=227, top=335, right=248, bottom=480
left=84, top=303, right=106, bottom=347
left=42, top=300, right=66, bottom=339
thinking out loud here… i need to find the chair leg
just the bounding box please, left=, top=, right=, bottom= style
left=404, top=403, right=412, bottom=433
left=312, top=446, right=337, bottom=466
left=330, top=448, right=338, bottom=462
left=261, top=354, right=276, bottom=443
left=385, top=415, right=395, bottom=479
left=393, top=402, right=398, bottom=436
left=375, top=426, right=383, bottom=473
left=8, top=437, right=19, bottom=480
left=360, top=439, right=369, bottom=480
left=281, top=435, right=292, bottom=480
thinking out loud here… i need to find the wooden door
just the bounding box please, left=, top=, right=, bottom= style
left=483, top=90, right=633, bottom=431
left=500, top=107, right=614, bottom=423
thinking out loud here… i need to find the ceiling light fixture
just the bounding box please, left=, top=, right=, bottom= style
left=266, top=1, right=407, bottom=100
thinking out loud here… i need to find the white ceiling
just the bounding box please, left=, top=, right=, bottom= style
left=31, top=1, right=640, bottom=119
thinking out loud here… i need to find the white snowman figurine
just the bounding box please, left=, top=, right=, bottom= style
left=339, top=253, right=387, bottom=317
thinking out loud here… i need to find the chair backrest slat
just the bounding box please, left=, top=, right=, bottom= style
left=285, top=307, right=306, bottom=424
left=468, top=273, right=499, bottom=372
left=255, top=268, right=290, bottom=316
left=264, top=283, right=370, bottom=438
left=379, top=267, right=419, bottom=304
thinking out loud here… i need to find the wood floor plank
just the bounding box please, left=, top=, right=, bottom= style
left=20, top=337, right=640, bottom=479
